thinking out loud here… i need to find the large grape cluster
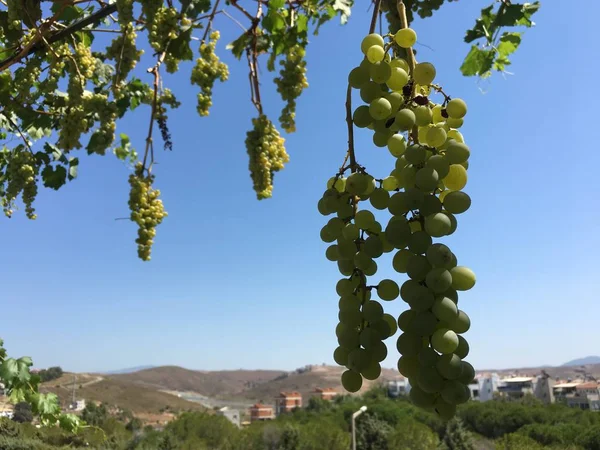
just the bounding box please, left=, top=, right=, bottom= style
left=57, top=75, right=87, bottom=151
left=44, top=43, right=70, bottom=93
left=14, top=57, right=42, bottom=103
left=128, top=163, right=167, bottom=261
left=106, top=25, right=143, bottom=89
left=1, top=148, right=39, bottom=219
left=149, top=6, right=178, bottom=52
left=321, top=28, right=475, bottom=420
left=74, top=42, right=96, bottom=80
left=116, top=0, right=134, bottom=25
left=245, top=115, right=288, bottom=200
left=190, top=31, right=229, bottom=117
left=274, top=45, right=308, bottom=133
left=84, top=94, right=118, bottom=155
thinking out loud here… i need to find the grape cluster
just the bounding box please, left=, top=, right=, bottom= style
left=322, top=28, right=475, bottom=420
left=106, top=24, right=143, bottom=88
left=274, top=45, right=308, bottom=133
left=74, top=42, right=96, bottom=80
left=245, top=115, right=288, bottom=200
left=44, top=43, right=70, bottom=93
left=128, top=163, right=167, bottom=261
left=116, top=0, right=134, bottom=25
left=191, top=31, right=229, bottom=117
left=6, top=0, right=22, bottom=30
left=1, top=148, right=39, bottom=219
left=14, top=57, right=42, bottom=103
left=57, top=75, right=87, bottom=151
left=84, top=94, right=118, bottom=155
left=149, top=6, right=179, bottom=52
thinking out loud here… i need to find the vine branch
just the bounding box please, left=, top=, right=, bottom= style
left=369, top=0, right=382, bottom=34
left=201, top=0, right=222, bottom=43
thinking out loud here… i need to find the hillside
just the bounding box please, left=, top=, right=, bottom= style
left=40, top=373, right=205, bottom=415
left=562, top=356, right=600, bottom=367
left=111, top=366, right=286, bottom=397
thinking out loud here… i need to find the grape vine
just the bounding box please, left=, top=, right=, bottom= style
left=322, top=0, right=477, bottom=420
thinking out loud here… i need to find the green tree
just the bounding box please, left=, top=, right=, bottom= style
left=495, top=433, right=545, bottom=450
left=388, top=419, right=439, bottom=450
left=356, top=413, right=392, bottom=450
left=441, top=418, right=474, bottom=450
left=38, top=367, right=64, bottom=383
left=12, top=401, right=33, bottom=423
left=81, top=402, right=109, bottom=427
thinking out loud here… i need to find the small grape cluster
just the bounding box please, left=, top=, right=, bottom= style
left=245, top=115, right=288, bottom=200
left=57, top=76, right=87, bottom=151
left=191, top=31, right=229, bottom=117
left=74, top=42, right=96, bottom=80
left=44, top=43, right=70, bottom=93
left=274, top=45, right=308, bottom=133
left=106, top=24, right=143, bottom=88
left=14, top=57, right=42, bottom=103
left=1, top=148, right=39, bottom=219
left=116, top=0, right=134, bottom=25
left=128, top=163, right=167, bottom=261
left=149, top=6, right=178, bottom=52
left=84, top=94, right=118, bottom=155
left=321, top=27, right=475, bottom=420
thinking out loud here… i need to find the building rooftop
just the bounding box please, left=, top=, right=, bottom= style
left=554, top=382, right=581, bottom=389
left=314, top=387, right=336, bottom=393
left=502, top=377, right=534, bottom=383
left=251, top=403, right=273, bottom=409
left=576, top=382, right=598, bottom=390
left=278, top=391, right=301, bottom=397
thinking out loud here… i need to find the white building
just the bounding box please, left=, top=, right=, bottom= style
left=217, top=406, right=240, bottom=427
left=387, top=379, right=411, bottom=398
left=70, top=399, right=86, bottom=411
left=468, top=373, right=500, bottom=402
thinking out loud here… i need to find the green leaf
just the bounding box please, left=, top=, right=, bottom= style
left=44, top=143, right=68, bottom=164
left=41, top=165, right=67, bottom=190
left=464, top=5, right=495, bottom=43
left=226, top=33, right=252, bottom=60
left=68, top=157, right=79, bottom=180
left=180, top=0, right=211, bottom=19
left=270, top=0, right=285, bottom=8
left=296, top=14, right=308, bottom=33
left=0, top=358, right=18, bottom=382
left=497, top=2, right=540, bottom=27
left=460, top=45, right=495, bottom=77
left=168, top=28, right=193, bottom=61
left=59, top=414, right=82, bottom=433
left=74, top=31, right=94, bottom=47
left=497, top=32, right=522, bottom=57
left=9, top=386, right=27, bottom=403
left=51, top=3, right=83, bottom=22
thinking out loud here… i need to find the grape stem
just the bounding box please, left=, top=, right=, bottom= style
left=201, top=0, right=222, bottom=43
left=396, top=1, right=416, bottom=72
left=369, top=0, right=382, bottom=34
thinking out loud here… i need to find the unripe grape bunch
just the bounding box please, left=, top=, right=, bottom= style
left=320, top=23, right=476, bottom=420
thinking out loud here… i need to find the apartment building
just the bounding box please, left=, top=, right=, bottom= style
left=217, top=406, right=241, bottom=427
left=313, top=387, right=338, bottom=401
left=275, top=392, right=302, bottom=415
left=554, top=381, right=600, bottom=411
left=387, top=379, right=411, bottom=398
left=249, top=404, right=274, bottom=422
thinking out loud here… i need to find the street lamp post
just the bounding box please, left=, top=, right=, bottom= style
left=351, top=405, right=368, bottom=450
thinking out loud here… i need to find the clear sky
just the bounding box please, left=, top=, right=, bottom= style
left=2, top=2, right=598, bottom=374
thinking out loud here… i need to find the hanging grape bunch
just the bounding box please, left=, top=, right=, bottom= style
left=320, top=17, right=476, bottom=420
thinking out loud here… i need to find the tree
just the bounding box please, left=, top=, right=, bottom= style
left=11, top=402, right=33, bottom=423
left=356, top=413, right=392, bottom=450
left=441, top=417, right=474, bottom=450
left=388, top=419, right=439, bottom=450
left=0, top=0, right=542, bottom=430
left=38, top=366, right=64, bottom=382
left=81, top=402, right=109, bottom=427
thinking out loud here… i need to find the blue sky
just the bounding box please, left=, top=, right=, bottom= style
left=2, top=2, right=598, bottom=374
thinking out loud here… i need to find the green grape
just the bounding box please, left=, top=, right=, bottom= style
left=363, top=301, right=384, bottom=322
left=387, top=134, right=407, bottom=157
left=392, top=249, right=414, bottom=273
left=444, top=164, right=467, bottom=191
left=327, top=217, right=345, bottom=237
left=400, top=279, right=421, bottom=302
left=373, top=130, right=392, bottom=147
left=356, top=285, right=372, bottom=302
left=421, top=195, right=442, bottom=216
left=394, top=28, right=417, bottom=47
left=405, top=188, right=424, bottom=210
left=369, top=98, right=393, bottom=120
left=408, top=231, right=432, bottom=255
left=425, top=268, right=453, bottom=293
left=432, top=296, right=458, bottom=322
left=417, top=367, right=444, bottom=393
left=390, top=58, right=409, bottom=72
left=413, top=62, right=436, bottom=86
left=398, top=310, right=416, bottom=331
left=320, top=226, right=336, bottom=243
left=371, top=319, right=391, bottom=340
left=449, top=266, right=476, bottom=291
left=354, top=251, right=373, bottom=271
left=387, top=67, right=409, bottom=91
left=410, top=311, right=438, bottom=337
left=360, top=328, right=382, bottom=347
left=361, top=33, right=385, bottom=54
left=360, top=82, right=383, bottom=103
left=455, top=336, right=469, bottom=359
left=404, top=144, right=427, bottom=165
left=431, top=328, right=459, bottom=354
left=396, top=332, right=424, bottom=357
left=361, top=361, right=382, bottom=380
left=409, top=220, right=422, bottom=233
left=424, top=213, right=452, bottom=237
left=348, top=66, right=371, bottom=88
left=445, top=142, right=470, bottom=164
left=461, top=160, right=469, bottom=170
left=338, top=328, right=360, bottom=349
left=398, top=355, right=419, bottom=378
left=339, top=294, right=360, bottom=311
left=446, top=98, right=467, bottom=119
left=336, top=278, right=355, bottom=296
left=342, top=370, right=363, bottom=392
left=388, top=192, right=409, bottom=215
left=364, top=236, right=384, bottom=258
left=449, top=310, right=471, bottom=333
left=334, top=346, right=350, bottom=366
left=327, top=176, right=347, bottom=193
left=458, top=361, right=475, bottom=384
left=385, top=218, right=412, bottom=249
left=418, top=347, right=439, bottom=368
left=370, top=188, right=390, bottom=209
left=355, top=210, right=376, bottom=229
left=414, top=105, right=433, bottom=126
left=426, top=154, right=450, bottom=178
left=436, top=354, right=463, bottom=380
left=382, top=313, right=398, bottom=337
left=346, top=172, right=369, bottom=195
left=406, top=255, right=432, bottom=281
left=410, top=385, right=437, bottom=408
left=439, top=210, right=457, bottom=235
left=431, top=105, right=444, bottom=123
left=441, top=380, right=470, bottom=405
left=446, top=117, right=464, bottom=128
left=339, top=309, right=362, bottom=327
left=415, top=167, right=439, bottom=192
left=353, top=105, right=373, bottom=128
left=191, top=31, right=229, bottom=117
left=377, top=279, right=399, bottom=301
left=397, top=165, right=416, bottom=188
left=447, top=129, right=464, bottom=143
left=444, top=191, right=471, bottom=214
left=382, top=176, right=400, bottom=191
left=326, top=245, right=339, bottom=261
left=394, top=109, right=416, bottom=131
left=338, top=259, right=355, bottom=276
left=342, top=223, right=360, bottom=240
left=370, top=61, right=392, bottom=83
left=385, top=92, right=404, bottom=111
left=426, top=126, right=447, bottom=148
left=367, top=45, right=385, bottom=63
left=434, top=398, right=456, bottom=420
left=370, top=341, right=388, bottom=362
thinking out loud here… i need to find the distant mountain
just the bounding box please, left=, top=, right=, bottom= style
left=103, top=365, right=156, bottom=374
left=562, top=356, right=600, bottom=367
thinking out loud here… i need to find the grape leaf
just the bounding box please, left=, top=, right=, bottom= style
left=0, top=358, right=18, bottom=383
left=168, top=28, right=193, bottom=61
left=180, top=0, right=211, bottom=19
left=464, top=5, right=495, bottom=43
left=59, top=414, right=82, bottom=433
left=270, top=0, right=286, bottom=8
left=497, top=32, right=522, bottom=56
left=68, top=157, right=79, bottom=181
left=297, top=14, right=309, bottom=33
left=460, top=45, right=495, bottom=77
left=41, top=165, right=67, bottom=190
left=50, top=3, right=83, bottom=22
left=226, top=33, right=252, bottom=60
left=497, top=2, right=540, bottom=27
